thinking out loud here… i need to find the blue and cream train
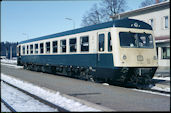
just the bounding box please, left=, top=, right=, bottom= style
left=17, top=18, right=158, bottom=87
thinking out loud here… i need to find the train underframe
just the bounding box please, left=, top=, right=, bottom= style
left=18, top=60, right=157, bottom=89
left=110, top=67, right=158, bottom=89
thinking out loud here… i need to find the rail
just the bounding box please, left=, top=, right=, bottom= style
left=1, top=98, right=17, bottom=112
left=1, top=79, right=70, bottom=112
left=145, top=88, right=170, bottom=95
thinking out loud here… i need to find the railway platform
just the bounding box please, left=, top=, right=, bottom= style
left=155, top=66, right=170, bottom=77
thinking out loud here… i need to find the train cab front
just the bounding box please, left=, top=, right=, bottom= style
left=112, top=27, right=158, bottom=88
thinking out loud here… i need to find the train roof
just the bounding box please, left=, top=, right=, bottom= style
left=19, top=18, right=152, bottom=44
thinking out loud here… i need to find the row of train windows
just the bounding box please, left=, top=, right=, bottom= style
left=21, top=32, right=112, bottom=55
left=22, top=36, right=89, bottom=55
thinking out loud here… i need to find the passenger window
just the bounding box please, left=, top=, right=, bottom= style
left=98, top=34, right=104, bottom=52
left=30, top=45, right=33, bottom=54
left=40, top=43, right=44, bottom=54
left=46, top=42, right=50, bottom=53
left=22, top=45, right=25, bottom=55
left=81, top=36, right=89, bottom=52
left=53, top=41, right=58, bottom=53
left=27, top=45, right=29, bottom=54
left=70, top=38, right=77, bottom=52
left=60, top=40, right=66, bottom=53
left=108, top=32, right=112, bottom=52
left=35, top=44, right=38, bottom=54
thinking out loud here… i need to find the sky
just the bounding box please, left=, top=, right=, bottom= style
left=1, top=0, right=143, bottom=42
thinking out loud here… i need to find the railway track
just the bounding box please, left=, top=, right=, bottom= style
left=1, top=79, right=70, bottom=112
left=1, top=98, right=16, bottom=112
left=107, top=81, right=170, bottom=95
left=142, top=88, right=170, bottom=95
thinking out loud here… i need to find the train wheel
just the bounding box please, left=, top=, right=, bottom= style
left=34, top=65, right=38, bottom=71
left=23, top=64, right=27, bottom=69
left=41, top=66, right=46, bottom=73
left=86, top=74, right=95, bottom=82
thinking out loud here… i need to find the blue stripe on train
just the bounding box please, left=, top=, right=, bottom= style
left=20, top=53, right=115, bottom=68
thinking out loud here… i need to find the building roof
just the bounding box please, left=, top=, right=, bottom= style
left=19, top=18, right=152, bottom=44
left=111, top=1, right=170, bottom=19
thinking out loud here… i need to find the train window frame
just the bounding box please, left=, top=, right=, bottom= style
left=164, top=16, right=169, bottom=29
left=162, top=47, right=170, bottom=59
left=80, top=36, right=89, bottom=52
left=40, top=43, right=44, bottom=54
left=46, top=42, right=51, bottom=54
left=108, top=32, right=112, bottom=52
left=119, top=32, right=154, bottom=49
left=98, top=34, right=105, bottom=52
left=35, top=43, right=38, bottom=54
left=52, top=40, right=58, bottom=53
left=22, top=45, right=25, bottom=55
left=26, top=45, right=29, bottom=55
left=30, top=44, right=33, bottom=54
left=17, top=45, right=21, bottom=56
left=149, top=18, right=154, bottom=28
left=60, top=39, right=66, bottom=53
left=69, top=38, right=77, bottom=53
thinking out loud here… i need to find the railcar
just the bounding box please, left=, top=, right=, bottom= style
left=17, top=18, right=158, bottom=88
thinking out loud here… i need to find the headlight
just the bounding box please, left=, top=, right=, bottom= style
left=123, top=55, right=127, bottom=60
left=137, top=55, right=143, bottom=61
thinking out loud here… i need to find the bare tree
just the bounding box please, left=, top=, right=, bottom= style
left=81, top=0, right=127, bottom=27
left=81, top=4, right=102, bottom=26
left=100, top=0, right=127, bottom=20
left=139, top=0, right=167, bottom=8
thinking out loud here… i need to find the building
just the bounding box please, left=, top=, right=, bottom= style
left=111, top=1, right=170, bottom=71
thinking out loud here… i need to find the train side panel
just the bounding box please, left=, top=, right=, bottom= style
left=20, top=53, right=114, bottom=68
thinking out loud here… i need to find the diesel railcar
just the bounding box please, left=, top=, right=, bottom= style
left=17, top=18, right=158, bottom=88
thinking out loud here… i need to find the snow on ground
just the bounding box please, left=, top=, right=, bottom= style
left=152, top=76, right=170, bottom=92
left=1, top=73, right=101, bottom=112
left=1, top=58, right=17, bottom=64
left=132, top=76, right=170, bottom=96
left=153, top=76, right=170, bottom=81
left=1, top=63, right=23, bottom=69
left=1, top=103, right=11, bottom=112
left=1, top=58, right=22, bottom=68
left=1, top=82, right=58, bottom=112
left=151, top=85, right=170, bottom=92
left=132, top=88, right=170, bottom=97
left=132, top=76, right=170, bottom=97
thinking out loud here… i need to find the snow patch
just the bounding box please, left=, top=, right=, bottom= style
left=1, top=58, right=17, bottom=64
left=1, top=63, right=23, bottom=69
left=1, top=73, right=101, bottom=111
left=1, top=82, right=58, bottom=112
left=102, top=83, right=109, bottom=86
left=153, top=76, right=170, bottom=81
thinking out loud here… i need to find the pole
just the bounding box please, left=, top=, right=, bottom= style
left=6, top=48, right=8, bottom=59
left=65, top=18, right=75, bottom=29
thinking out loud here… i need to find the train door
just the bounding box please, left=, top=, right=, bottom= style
left=17, top=45, right=21, bottom=56
left=17, top=45, right=21, bottom=65
left=97, top=32, right=107, bottom=67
